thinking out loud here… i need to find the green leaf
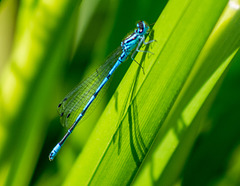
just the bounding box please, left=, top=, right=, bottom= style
left=0, top=1, right=81, bottom=185
left=63, top=0, right=240, bottom=185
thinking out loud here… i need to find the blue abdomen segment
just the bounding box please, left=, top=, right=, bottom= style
left=49, top=144, right=61, bottom=161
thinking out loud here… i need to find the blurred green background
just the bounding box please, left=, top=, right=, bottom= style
left=0, top=0, right=240, bottom=185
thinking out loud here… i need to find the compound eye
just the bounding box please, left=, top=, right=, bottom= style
left=137, top=21, right=144, bottom=32
left=138, top=21, right=143, bottom=27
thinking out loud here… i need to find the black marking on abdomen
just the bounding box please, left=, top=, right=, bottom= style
left=81, top=108, right=87, bottom=116
left=92, top=92, right=98, bottom=99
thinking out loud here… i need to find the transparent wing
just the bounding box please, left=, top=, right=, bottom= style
left=58, top=46, right=123, bottom=127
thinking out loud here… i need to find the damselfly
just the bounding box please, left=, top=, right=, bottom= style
left=49, top=20, right=153, bottom=161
